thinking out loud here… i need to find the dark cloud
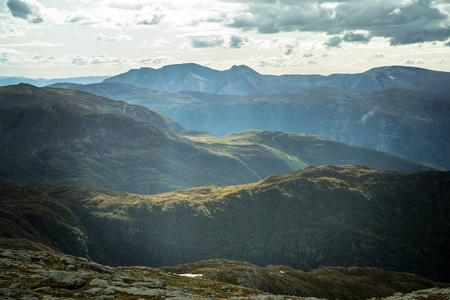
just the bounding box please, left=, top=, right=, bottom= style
left=343, top=32, right=371, bottom=43
left=389, top=27, right=450, bottom=45
left=223, top=0, right=450, bottom=45
left=229, top=34, right=249, bottom=48
left=221, top=0, right=277, bottom=3
left=190, top=36, right=225, bottom=48
left=6, top=0, right=44, bottom=23
left=324, top=36, right=342, bottom=48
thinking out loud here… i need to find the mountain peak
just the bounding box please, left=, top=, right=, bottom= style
left=104, top=63, right=450, bottom=94
left=228, top=64, right=260, bottom=75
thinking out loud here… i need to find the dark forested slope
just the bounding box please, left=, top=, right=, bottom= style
left=1, top=165, right=449, bottom=282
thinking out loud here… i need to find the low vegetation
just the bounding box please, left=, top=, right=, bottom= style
left=0, top=85, right=434, bottom=195
left=1, top=165, right=449, bottom=284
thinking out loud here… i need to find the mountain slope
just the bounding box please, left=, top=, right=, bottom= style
left=51, top=82, right=450, bottom=169
left=103, top=63, right=450, bottom=94
left=0, top=84, right=433, bottom=194
left=0, top=165, right=449, bottom=282
left=0, top=83, right=185, bottom=132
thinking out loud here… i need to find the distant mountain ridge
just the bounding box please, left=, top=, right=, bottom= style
left=50, top=82, right=450, bottom=170
left=103, top=63, right=450, bottom=94
left=0, top=75, right=108, bottom=87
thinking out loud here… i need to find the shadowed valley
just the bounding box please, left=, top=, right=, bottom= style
left=0, top=84, right=432, bottom=195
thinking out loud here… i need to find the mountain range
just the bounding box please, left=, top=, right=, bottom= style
left=0, top=84, right=432, bottom=195
left=0, top=75, right=108, bottom=87
left=103, top=63, right=450, bottom=94
left=1, top=165, right=449, bottom=283
left=4, top=64, right=450, bottom=95
left=1, top=73, right=450, bottom=298
left=51, top=82, right=450, bottom=170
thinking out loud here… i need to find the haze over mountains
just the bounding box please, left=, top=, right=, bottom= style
left=1, top=64, right=449, bottom=299
left=0, top=75, right=108, bottom=87
left=0, top=84, right=431, bottom=194
left=52, top=82, right=450, bottom=170
left=4, top=64, right=450, bottom=94
left=103, top=64, right=450, bottom=94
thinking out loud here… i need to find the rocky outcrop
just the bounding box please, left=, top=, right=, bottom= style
left=162, top=258, right=450, bottom=300
left=1, top=241, right=449, bottom=300
left=0, top=244, right=310, bottom=299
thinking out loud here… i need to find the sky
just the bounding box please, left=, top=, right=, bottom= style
left=0, top=0, right=449, bottom=78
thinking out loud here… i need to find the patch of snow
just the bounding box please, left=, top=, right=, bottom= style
left=280, top=271, right=284, bottom=274
left=359, top=109, right=377, bottom=124
left=178, top=273, right=203, bottom=278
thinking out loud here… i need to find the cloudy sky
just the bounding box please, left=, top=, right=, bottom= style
left=0, top=0, right=449, bottom=78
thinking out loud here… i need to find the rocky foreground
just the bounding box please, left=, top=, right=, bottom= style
left=1, top=240, right=450, bottom=300
left=0, top=244, right=310, bottom=300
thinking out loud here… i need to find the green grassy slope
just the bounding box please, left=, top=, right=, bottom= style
left=1, top=165, right=449, bottom=282
left=0, top=85, right=433, bottom=195
left=54, top=82, right=450, bottom=169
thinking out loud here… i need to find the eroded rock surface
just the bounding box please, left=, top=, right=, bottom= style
left=1, top=243, right=449, bottom=300
left=0, top=247, right=314, bottom=299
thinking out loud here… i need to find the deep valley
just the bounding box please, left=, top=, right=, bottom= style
left=1, top=64, right=449, bottom=299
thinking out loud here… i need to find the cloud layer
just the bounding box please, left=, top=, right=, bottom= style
left=1, top=0, right=449, bottom=77
left=5, top=0, right=450, bottom=46
left=223, top=0, right=450, bottom=45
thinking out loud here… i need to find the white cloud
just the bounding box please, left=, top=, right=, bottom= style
left=96, top=33, right=132, bottom=41
left=0, top=23, right=25, bottom=38
left=63, top=54, right=129, bottom=65
left=0, top=40, right=63, bottom=47
left=404, top=58, right=425, bottom=64
left=137, top=38, right=171, bottom=48
left=5, top=0, right=165, bottom=30
left=1, top=0, right=450, bottom=77
left=138, top=55, right=174, bottom=65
